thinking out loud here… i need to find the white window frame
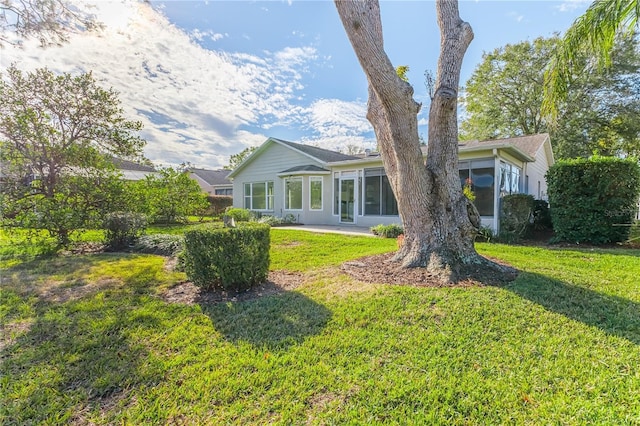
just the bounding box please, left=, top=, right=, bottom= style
left=309, top=176, right=323, bottom=211
left=243, top=181, right=274, bottom=211
left=284, top=176, right=303, bottom=211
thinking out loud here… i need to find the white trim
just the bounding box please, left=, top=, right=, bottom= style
left=283, top=176, right=303, bottom=211
left=309, top=176, right=323, bottom=211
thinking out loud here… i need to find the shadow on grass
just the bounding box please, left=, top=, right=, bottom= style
left=199, top=289, right=332, bottom=350
left=503, top=272, right=640, bottom=345
left=1, top=295, right=167, bottom=424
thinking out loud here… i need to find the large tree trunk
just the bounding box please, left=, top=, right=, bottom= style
left=335, top=0, right=501, bottom=282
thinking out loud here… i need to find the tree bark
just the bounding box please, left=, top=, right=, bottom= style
left=335, top=0, right=502, bottom=282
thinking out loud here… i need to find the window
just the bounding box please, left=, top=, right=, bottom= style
left=243, top=181, right=273, bottom=210
left=499, top=161, right=521, bottom=196
left=214, top=188, right=232, bottom=196
left=309, top=177, right=323, bottom=210
left=284, top=177, right=303, bottom=210
left=363, top=168, right=398, bottom=216
left=459, top=159, right=495, bottom=216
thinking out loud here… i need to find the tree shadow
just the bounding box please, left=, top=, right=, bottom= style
left=1, top=295, right=167, bottom=423
left=499, top=272, right=640, bottom=345
left=199, top=288, right=332, bottom=350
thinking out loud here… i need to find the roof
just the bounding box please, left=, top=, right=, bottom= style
left=273, top=138, right=359, bottom=163
left=278, top=165, right=331, bottom=175
left=112, top=158, right=156, bottom=172
left=227, top=137, right=359, bottom=178
left=189, top=168, right=232, bottom=186
left=459, top=133, right=551, bottom=162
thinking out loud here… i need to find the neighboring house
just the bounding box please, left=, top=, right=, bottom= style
left=189, top=168, right=233, bottom=195
left=225, top=134, right=556, bottom=232
left=112, top=158, right=158, bottom=180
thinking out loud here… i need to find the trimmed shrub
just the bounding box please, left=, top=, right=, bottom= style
left=103, top=212, right=147, bottom=250
left=546, top=156, right=640, bottom=244
left=499, top=194, right=534, bottom=242
left=183, top=222, right=270, bottom=291
left=224, top=207, right=251, bottom=222
left=370, top=223, right=404, bottom=238
left=207, top=195, right=233, bottom=216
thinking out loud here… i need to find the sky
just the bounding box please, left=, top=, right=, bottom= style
left=0, top=0, right=591, bottom=169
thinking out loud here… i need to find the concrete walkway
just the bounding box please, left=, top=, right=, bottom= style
left=276, top=224, right=375, bottom=237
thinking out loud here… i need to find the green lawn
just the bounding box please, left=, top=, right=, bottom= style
left=1, top=229, right=639, bottom=424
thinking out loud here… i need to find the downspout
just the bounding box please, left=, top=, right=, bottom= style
left=493, top=148, right=500, bottom=234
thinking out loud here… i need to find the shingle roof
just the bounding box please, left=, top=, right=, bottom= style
left=112, top=158, right=156, bottom=172
left=279, top=165, right=331, bottom=173
left=190, top=168, right=232, bottom=186
left=273, top=138, right=359, bottom=162
left=459, top=133, right=549, bottom=157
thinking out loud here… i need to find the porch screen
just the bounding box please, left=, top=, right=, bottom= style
left=459, top=159, right=495, bottom=216
left=363, top=168, right=398, bottom=216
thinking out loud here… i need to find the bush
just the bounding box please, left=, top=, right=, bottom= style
left=370, top=223, right=404, bottom=238
left=224, top=207, right=251, bottom=222
left=183, top=222, right=270, bottom=291
left=475, top=226, right=494, bottom=243
left=499, top=194, right=534, bottom=242
left=206, top=195, right=233, bottom=216
left=546, top=156, right=640, bottom=244
left=103, top=212, right=147, bottom=250
left=258, top=215, right=285, bottom=226
left=532, top=199, right=553, bottom=230
left=133, top=233, right=184, bottom=256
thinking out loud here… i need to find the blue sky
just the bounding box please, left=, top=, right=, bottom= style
left=1, top=0, right=591, bottom=169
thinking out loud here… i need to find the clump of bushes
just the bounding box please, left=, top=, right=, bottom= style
left=532, top=199, right=552, bottom=231
left=546, top=156, right=640, bottom=244
left=133, top=233, right=184, bottom=256
left=370, top=223, right=404, bottom=238
left=183, top=222, right=270, bottom=291
left=223, top=207, right=251, bottom=222
left=103, top=211, right=147, bottom=250
left=206, top=195, right=233, bottom=216
left=499, top=194, right=534, bottom=242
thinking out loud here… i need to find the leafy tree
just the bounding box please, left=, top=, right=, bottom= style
left=543, top=0, right=639, bottom=119
left=0, top=65, right=145, bottom=246
left=225, top=146, right=257, bottom=170
left=461, top=35, right=640, bottom=159
left=335, top=0, right=504, bottom=281
left=0, top=0, right=100, bottom=46
left=131, top=167, right=209, bottom=224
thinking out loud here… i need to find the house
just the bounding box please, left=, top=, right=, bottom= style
left=227, top=134, right=555, bottom=232
left=112, top=158, right=158, bottom=180
left=189, top=168, right=233, bottom=195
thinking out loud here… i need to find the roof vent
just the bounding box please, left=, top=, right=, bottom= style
left=364, top=148, right=371, bottom=157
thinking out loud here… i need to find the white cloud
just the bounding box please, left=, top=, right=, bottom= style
left=0, top=0, right=331, bottom=169
left=300, top=99, right=375, bottom=151
left=556, top=0, right=591, bottom=13
left=507, top=11, right=524, bottom=23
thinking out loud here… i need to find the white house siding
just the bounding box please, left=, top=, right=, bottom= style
left=525, top=143, right=552, bottom=201
left=231, top=143, right=326, bottom=220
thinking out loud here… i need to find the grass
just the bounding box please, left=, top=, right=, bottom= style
left=1, top=229, right=639, bottom=424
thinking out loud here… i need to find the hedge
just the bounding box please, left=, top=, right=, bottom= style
left=546, top=156, right=640, bottom=244
left=183, top=222, right=270, bottom=291
left=499, top=194, right=534, bottom=242
left=102, top=211, right=147, bottom=250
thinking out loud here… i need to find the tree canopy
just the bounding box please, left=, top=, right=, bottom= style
left=0, top=65, right=145, bottom=245
left=543, top=0, right=639, bottom=118
left=461, top=35, right=640, bottom=158
left=225, top=146, right=257, bottom=171
left=0, top=0, right=100, bottom=46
